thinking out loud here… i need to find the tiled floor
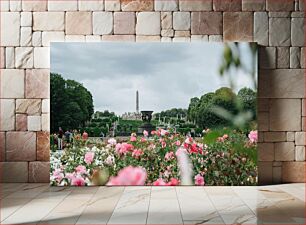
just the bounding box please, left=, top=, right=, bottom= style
left=0, top=183, right=305, bottom=224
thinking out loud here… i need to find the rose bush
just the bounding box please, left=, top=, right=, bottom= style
left=50, top=128, right=257, bottom=186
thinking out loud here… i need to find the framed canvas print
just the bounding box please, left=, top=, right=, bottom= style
left=50, top=42, right=258, bottom=186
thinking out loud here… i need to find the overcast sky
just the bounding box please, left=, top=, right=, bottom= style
left=51, top=43, right=257, bottom=115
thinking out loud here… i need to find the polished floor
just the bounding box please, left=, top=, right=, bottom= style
left=0, top=183, right=305, bottom=224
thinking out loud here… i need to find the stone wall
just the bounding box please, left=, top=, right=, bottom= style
left=0, top=0, right=305, bottom=184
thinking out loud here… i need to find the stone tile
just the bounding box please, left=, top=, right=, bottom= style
left=290, top=47, right=301, bottom=69
left=102, top=35, right=135, bottom=42
left=174, top=30, right=190, bottom=37
left=33, top=12, right=65, bottom=31
left=27, top=116, right=41, bottom=131
left=21, top=12, right=32, bottom=27
left=0, top=69, right=24, bottom=98
left=0, top=47, right=4, bottom=69
left=42, top=32, right=65, bottom=46
left=269, top=18, right=290, bottom=46
left=173, top=12, right=190, bottom=31
left=301, top=47, right=305, bottom=69
left=258, top=143, right=274, bottom=161
left=32, top=31, right=42, bottom=47
left=29, top=161, right=50, bottom=183
left=299, top=0, right=304, bottom=11
left=258, top=112, right=268, bottom=131
left=114, top=12, right=135, bottom=35
left=136, top=36, right=161, bottom=42
left=242, top=0, right=265, bottom=11
left=41, top=113, right=50, bottom=131
left=161, top=29, right=174, bottom=37
left=295, top=146, right=305, bottom=161
left=179, top=0, right=212, bottom=11
left=223, top=12, right=253, bottom=41
left=291, top=18, right=304, bottom=47
left=266, top=0, right=294, bottom=11
left=276, top=47, right=289, bottom=68
left=1, top=12, right=20, bottom=46
left=136, top=12, right=160, bottom=35
left=258, top=162, right=273, bottom=185
left=121, top=0, right=153, bottom=11
left=42, top=99, right=50, bottom=113
left=208, top=35, right=222, bottom=42
left=66, top=12, right=92, bottom=35
left=37, top=131, right=50, bottom=161
left=16, top=99, right=41, bottom=115
left=93, top=12, right=113, bottom=35
left=191, top=35, right=208, bottom=42
left=6, top=132, right=36, bottom=161
left=65, top=35, right=86, bottom=42
left=191, top=12, right=222, bottom=35
left=282, top=162, right=305, bottom=182
left=85, top=35, right=101, bottom=42
left=22, top=0, right=47, bottom=11
left=213, top=0, right=242, bottom=11
left=254, top=12, right=268, bottom=46
left=0, top=132, right=5, bottom=161
left=5, top=47, right=15, bottom=69
left=20, top=27, right=32, bottom=47
left=161, top=12, right=172, bottom=29
left=264, top=132, right=286, bottom=142
left=291, top=12, right=305, bottom=18
left=16, top=114, right=27, bottom=131
left=48, top=0, right=78, bottom=11
left=173, top=37, right=190, bottom=42
left=78, top=0, right=104, bottom=10
left=258, top=98, right=269, bottom=112
left=155, top=0, right=178, bottom=11
left=272, top=166, right=282, bottom=184
left=1, top=0, right=9, bottom=11
left=161, top=37, right=172, bottom=42
left=258, top=69, right=304, bottom=98
left=286, top=132, right=295, bottom=142
left=34, top=47, right=50, bottom=68
left=303, top=98, right=306, bottom=117
left=259, top=47, right=276, bottom=69
left=275, top=142, right=295, bottom=161
left=0, top=162, right=28, bottom=182
left=15, top=47, right=33, bottom=68
left=105, top=0, right=120, bottom=11
left=0, top=99, right=15, bottom=131
left=270, top=99, right=301, bottom=132
left=295, top=132, right=305, bottom=146
left=25, top=69, right=50, bottom=98
left=269, top=12, right=290, bottom=17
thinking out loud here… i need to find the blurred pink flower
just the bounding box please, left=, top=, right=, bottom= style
left=194, top=174, right=205, bottom=186
left=84, top=152, right=95, bottom=164
left=132, top=149, right=143, bottom=158
left=176, top=147, right=188, bottom=157
left=167, top=178, right=179, bottom=186
left=115, top=143, right=133, bottom=155
left=161, top=141, right=167, bottom=148
left=143, top=130, right=148, bottom=137
left=175, top=140, right=181, bottom=146
left=52, top=169, right=64, bottom=182
left=248, top=130, right=258, bottom=143
left=75, top=165, right=87, bottom=174
left=71, top=176, right=85, bottom=186
left=165, top=151, right=174, bottom=161
left=160, top=129, right=168, bottom=136
left=153, top=178, right=167, bottom=186
left=108, top=138, right=117, bottom=146
left=130, top=136, right=137, bottom=142
left=107, top=166, right=147, bottom=186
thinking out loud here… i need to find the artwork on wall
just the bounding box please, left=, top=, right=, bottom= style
left=50, top=42, right=258, bottom=186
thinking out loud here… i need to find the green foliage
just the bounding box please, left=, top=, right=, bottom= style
left=51, top=73, right=94, bottom=132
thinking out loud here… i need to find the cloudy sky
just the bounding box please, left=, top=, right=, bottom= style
left=51, top=43, right=257, bottom=115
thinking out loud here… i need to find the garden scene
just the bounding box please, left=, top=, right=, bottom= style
left=50, top=42, right=258, bottom=186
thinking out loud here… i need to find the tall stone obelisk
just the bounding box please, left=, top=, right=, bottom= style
left=136, top=90, right=139, bottom=114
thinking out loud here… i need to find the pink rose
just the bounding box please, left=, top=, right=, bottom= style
left=65, top=173, right=75, bottom=180
left=248, top=130, right=258, bottom=143
left=167, top=178, right=179, bottom=186
left=52, top=169, right=64, bottom=183
left=161, top=141, right=167, bottom=148
left=143, top=130, right=148, bottom=137
left=71, top=176, right=86, bottom=186
left=75, top=165, right=87, bottom=174
left=194, top=174, right=205, bottom=186
left=84, top=152, right=95, bottom=164
left=130, top=136, right=137, bottom=142
left=153, top=178, right=167, bottom=186
left=175, top=147, right=188, bottom=157
left=165, top=151, right=174, bottom=161
left=160, top=129, right=169, bottom=136
left=108, top=138, right=117, bottom=146
left=141, top=137, right=147, bottom=142
left=175, top=140, right=181, bottom=146
left=185, top=137, right=193, bottom=145
left=115, top=143, right=134, bottom=155
left=132, top=149, right=143, bottom=158
left=107, top=166, right=147, bottom=186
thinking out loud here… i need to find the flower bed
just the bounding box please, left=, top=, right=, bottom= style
left=50, top=129, right=257, bottom=186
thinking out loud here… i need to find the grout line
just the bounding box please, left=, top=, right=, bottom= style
left=145, top=186, right=152, bottom=225
left=174, top=187, right=185, bottom=224
left=105, top=186, right=126, bottom=225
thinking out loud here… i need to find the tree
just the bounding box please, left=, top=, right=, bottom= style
left=237, top=87, right=257, bottom=119
left=51, top=73, right=94, bottom=132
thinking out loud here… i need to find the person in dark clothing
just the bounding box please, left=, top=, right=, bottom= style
left=58, top=127, right=64, bottom=150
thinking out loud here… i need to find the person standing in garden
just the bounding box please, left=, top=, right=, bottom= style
left=82, top=131, right=88, bottom=140
left=58, top=127, right=63, bottom=150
